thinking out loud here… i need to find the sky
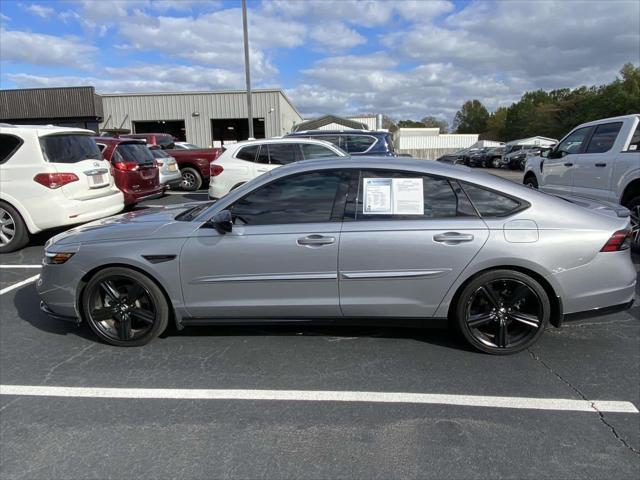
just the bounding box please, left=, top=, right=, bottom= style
left=1, top=0, right=639, bottom=123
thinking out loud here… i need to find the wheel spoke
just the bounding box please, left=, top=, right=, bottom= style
left=92, top=307, right=114, bottom=322
left=496, top=321, right=508, bottom=348
left=467, top=313, right=493, bottom=328
left=509, top=312, right=540, bottom=328
left=126, top=284, right=146, bottom=304
left=130, top=308, right=155, bottom=325
left=479, top=285, right=501, bottom=308
left=0, top=232, right=9, bottom=244
left=118, top=316, right=132, bottom=340
left=100, top=281, right=121, bottom=302
left=509, top=284, right=530, bottom=307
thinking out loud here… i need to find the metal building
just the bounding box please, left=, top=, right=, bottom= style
left=100, top=89, right=303, bottom=148
left=0, top=86, right=103, bottom=130
left=394, top=128, right=480, bottom=159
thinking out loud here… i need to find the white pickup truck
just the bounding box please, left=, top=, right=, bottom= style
left=523, top=114, right=640, bottom=248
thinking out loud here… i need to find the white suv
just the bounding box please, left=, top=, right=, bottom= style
left=208, top=138, right=347, bottom=199
left=0, top=124, right=124, bottom=252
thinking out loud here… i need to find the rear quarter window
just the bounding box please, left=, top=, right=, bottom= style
left=461, top=183, right=524, bottom=217
left=0, top=134, right=23, bottom=164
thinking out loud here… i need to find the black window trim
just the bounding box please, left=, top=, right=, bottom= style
left=459, top=181, right=530, bottom=218
left=0, top=133, right=24, bottom=165
left=582, top=121, right=624, bottom=155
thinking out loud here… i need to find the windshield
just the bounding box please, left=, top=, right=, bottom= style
left=114, top=143, right=155, bottom=164
left=156, top=135, right=174, bottom=147
left=40, top=134, right=102, bottom=163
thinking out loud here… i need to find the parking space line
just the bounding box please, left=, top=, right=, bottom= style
left=0, top=265, right=41, bottom=269
left=0, top=275, right=40, bottom=295
left=0, top=385, right=637, bottom=413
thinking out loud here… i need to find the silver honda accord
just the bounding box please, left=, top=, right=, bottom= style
left=37, top=157, right=636, bottom=354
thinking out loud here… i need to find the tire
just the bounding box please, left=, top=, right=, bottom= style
left=81, top=267, right=169, bottom=347
left=523, top=175, right=538, bottom=189
left=0, top=202, right=29, bottom=253
left=625, top=195, right=640, bottom=252
left=180, top=167, right=203, bottom=191
left=454, top=270, right=550, bottom=355
left=491, top=157, right=501, bottom=169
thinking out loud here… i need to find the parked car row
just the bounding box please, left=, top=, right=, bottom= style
left=438, top=145, right=551, bottom=170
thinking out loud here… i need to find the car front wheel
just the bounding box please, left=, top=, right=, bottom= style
left=82, top=267, right=169, bottom=347
left=454, top=270, right=550, bottom=355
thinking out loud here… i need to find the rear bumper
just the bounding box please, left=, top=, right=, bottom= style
left=563, top=300, right=634, bottom=322
left=122, top=188, right=164, bottom=206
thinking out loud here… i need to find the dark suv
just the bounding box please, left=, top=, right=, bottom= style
left=286, top=130, right=396, bottom=156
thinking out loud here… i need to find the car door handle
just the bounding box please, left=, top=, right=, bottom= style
left=595, top=163, right=607, bottom=167
left=563, top=162, right=574, bottom=167
left=433, top=232, right=474, bottom=244
left=297, top=235, right=335, bottom=246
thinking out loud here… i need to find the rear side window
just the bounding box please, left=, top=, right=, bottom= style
left=113, top=144, right=155, bottom=164
left=236, top=145, right=259, bottom=161
left=628, top=123, right=640, bottom=151
left=0, top=134, right=23, bottom=164
left=40, top=135, right=102, bottom=163
left=461, top=183, right=523, bottom=217
left=314, top=136, right=340, bottom=148
left=266, top=144, right=299, bottom=165
left=301, top=143, right=338, bottom=159
left=342, top=135, right=376, bottom=153
left=585, top=122, right=623, bottom=153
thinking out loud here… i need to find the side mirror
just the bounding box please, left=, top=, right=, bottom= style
left=207, top=210, right=233, bottom=234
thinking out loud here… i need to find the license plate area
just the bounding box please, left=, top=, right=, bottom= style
left=85, top=168, right=110, bottom=189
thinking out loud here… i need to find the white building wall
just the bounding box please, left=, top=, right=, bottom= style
left=395, top=129, right=479, bottom=159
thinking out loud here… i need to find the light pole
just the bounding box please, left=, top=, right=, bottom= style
left=242, top=0, right=254, bottom=139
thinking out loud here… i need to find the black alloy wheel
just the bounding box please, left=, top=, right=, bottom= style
left=455, top=270, right=549, bottom=354
left=82, top=267, right=169, bottom=346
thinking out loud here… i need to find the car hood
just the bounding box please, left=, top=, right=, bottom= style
left=49, top=203, right=207, bottom=246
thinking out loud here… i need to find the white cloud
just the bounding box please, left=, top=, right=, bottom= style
left=309, top=22, right=366, bottom=52
left=0, top=12, right=10, bottom=22
left=25, top=4, right=55, bottom=18
left=0, top=29, right=97, bottom=68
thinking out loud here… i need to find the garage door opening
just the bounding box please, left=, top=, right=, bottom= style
left=133, top=120, right=186, bottom=141
left=211, top=118, right=265, bottom=147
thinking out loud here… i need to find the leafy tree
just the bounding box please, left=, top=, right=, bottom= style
left=420, top=116, right=449, bottom=133
left=397, top=119, right=426, bottom=128
left=454, top=100, right=489, bottom=133
left=482, top=107, right=508, bottom=140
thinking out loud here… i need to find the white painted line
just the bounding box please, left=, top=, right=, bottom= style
left=0, top=275, right=40, bottom=295
left=0, top=265, right=41, bottom=269
left=0, top=385, right=637, bottom=413
left=165, top=191, right=208, bottom=196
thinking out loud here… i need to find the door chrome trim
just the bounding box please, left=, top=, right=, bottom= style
left=340, top=269, right=452, bottom=279
left=191, top=272, right=337, bottom=284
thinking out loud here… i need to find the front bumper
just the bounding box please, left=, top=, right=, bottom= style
left=40, top=301, right=79, bottom=324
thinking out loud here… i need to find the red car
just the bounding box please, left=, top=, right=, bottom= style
left=93, top=137, right=164, bottom=207
left=124, top=133, right=221, bottom=191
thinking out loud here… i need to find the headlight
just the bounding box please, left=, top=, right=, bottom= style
left=44, top=252, right=75, bottom=265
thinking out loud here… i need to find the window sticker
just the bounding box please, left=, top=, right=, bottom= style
left=629, top=144, right=637, bottom=151
left=363, top=178, right=424, bottom=215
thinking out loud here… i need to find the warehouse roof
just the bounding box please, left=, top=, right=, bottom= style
left=292, top=114, right=368, bottom=132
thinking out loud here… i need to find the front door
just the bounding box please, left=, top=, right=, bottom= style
left=180, top=170, right=350, bottom=318
left=541, top=126, right=593, bottom=196
left=339, top=170, right=489, bottom=318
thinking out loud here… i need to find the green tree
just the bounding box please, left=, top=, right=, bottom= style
left=454, top=100, right=489, bottom=133
left=482, top=107, right=508, bottom=140
left=397, top=119, right=426, bottom=128
left=420, top=116, right=449, bottom=133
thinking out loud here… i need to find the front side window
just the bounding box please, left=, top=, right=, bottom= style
left=585, top=122, right=623, bottom=154
left=113, top=144, right=155, bottom=165
left=40, top=134, right=102, bottom=163
left=353, top=170, right=477, bottom=220
left=235, top=145, right=259, bottom=162
left=461, top=183, right=523, bottom=217
left=301, top=143, right=338, bottom=159
left=267, top=144, right=299, bottom=165
left=0, top=134, right=23, bottom=164
left=230, top=171, right=347, bottom=225
left=556, top=126, right=593, bottom=156
left=342, top=135, right=376, bottom=153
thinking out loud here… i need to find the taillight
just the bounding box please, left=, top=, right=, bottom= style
left=600, top=230, right=631, bottom=252
left=114, top=161, right=139, bottom=171
left=210, top=163, right=224, bottom=176
left=33, top=173, right=79, bottom=189
left=155, top=160, right=163, bottom=167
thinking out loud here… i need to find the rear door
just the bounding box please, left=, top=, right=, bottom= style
left=572, top=121, right=623, bottom=202
left=40, top=133, right=114, bottom=200
left=339, top=170, right=488, bottom=317
left=541, top=126, right=593, bottom=196
left=253, top=143, right=300, bottom=176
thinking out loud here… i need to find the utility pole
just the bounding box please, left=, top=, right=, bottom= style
left=242, top=0, right=254, bottom=139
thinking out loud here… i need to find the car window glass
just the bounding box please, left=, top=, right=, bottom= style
left=236, top=145, right=259, bottom=162
left=556, top=127, right=592, bottom=155
left=585, top=122, right=623, bottom=154
left=267, top=144, right=298, bottom=165
left=461, top=183, right=522, bottom=217
left=301, top=143, right=337, bottom=159
left=313, top=136, right=340, bottom=148
left=150, top=148, right=170, bottom=158
left=628, top=123, right=640, bottom=151
left=256, top=145, right=269, bottom=164
left=0, top=134, right=22, bottom=164
left=96, top=144, right=106, bottom=152
left=342, top=135, right=376, bottom=153
left=115, top=144, right=155, bottom=164
left=354, top=170, right=477, bottom=220
left=230, top=171, right=345, bottom=225
left=40, top=134, right=102, bottom=163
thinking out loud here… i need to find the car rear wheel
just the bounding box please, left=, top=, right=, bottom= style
left=180, top=167, right=202, bottom=191
left=454, top=270, right=550, bottom=355
left=523, top=175, right=538, bottom=189
left=626, top=195, right=640, bottom=252
left=0, top=203, right=29, bottom=253
left=491, top=158, right=501, bottom=168
left=82, top=267, right=169, bottom=347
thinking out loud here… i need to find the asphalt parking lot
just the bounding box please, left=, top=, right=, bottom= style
left=1, top=168, right=638, bottom=479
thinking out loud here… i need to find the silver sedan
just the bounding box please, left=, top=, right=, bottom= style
left=37, top=157, right=636, bottom=354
